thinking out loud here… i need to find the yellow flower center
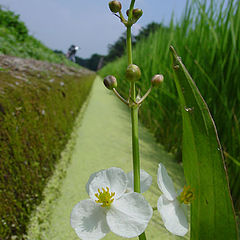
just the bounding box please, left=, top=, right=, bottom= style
left=179, top=186, right=194, bottom=204
left=95, top=187, right=115, bottom=208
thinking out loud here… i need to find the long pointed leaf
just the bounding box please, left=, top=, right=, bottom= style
left=170, top=45, right=238, bottom=240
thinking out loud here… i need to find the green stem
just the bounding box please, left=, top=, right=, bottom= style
left=126, top=1, right=146, bottom=240
left=127, top=26, right=132, bottom=65
left=139, top=232, right=147, bottom=240
left=130, top=82, right=140, bottom=193
left=129, top=0, right=136, bottom=17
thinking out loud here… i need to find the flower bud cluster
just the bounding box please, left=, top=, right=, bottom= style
left=108, top=1, right=143, bottom=26
left=126, top=8, right=143, bottom=24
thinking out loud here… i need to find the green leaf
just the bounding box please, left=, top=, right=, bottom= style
left=170, top=46, right=239, bottom=240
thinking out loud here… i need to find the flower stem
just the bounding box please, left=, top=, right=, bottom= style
left=130, top=82, right=140, bottom=193
left=127, top=0, right=140, bottom=194
left=127, top=26, right=132, bottom=65
left=126, top=1, right=146, bottom=240
left=139, top=232, right=147, bottom=240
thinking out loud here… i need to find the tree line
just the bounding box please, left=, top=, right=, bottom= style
left=75, top=22, right=166, bottom=71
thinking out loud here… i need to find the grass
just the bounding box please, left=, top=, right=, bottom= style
left=0, top=6, right=77, bottom=67
left=0, top=6, right=97, bottom=239
left=0, top=66, right=95, bottom=239
left=99, top=0, right=240, bottom=212
left=0, top=25, right=76, bottom=67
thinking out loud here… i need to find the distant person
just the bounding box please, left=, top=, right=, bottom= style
left=66, top=45, right=79, bottom=62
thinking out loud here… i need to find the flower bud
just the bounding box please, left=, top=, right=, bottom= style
left=109, top=1, right=122, bottom=13
left=126, top=9, right=143, bottom=22
left=103, top=75, right=117, bottom=90
left=151, top=74, right=164, bottom=87
left=126, top=64, right=141, bottom=82
left=133, top=8, right=143, bottom=20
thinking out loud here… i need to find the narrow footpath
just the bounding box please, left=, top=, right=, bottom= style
left=27, top=77, right=188, bottom=240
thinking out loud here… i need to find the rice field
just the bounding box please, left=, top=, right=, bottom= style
left=99, top=0, right=240, bottom=212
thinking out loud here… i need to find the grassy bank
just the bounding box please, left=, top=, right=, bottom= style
left=99, top=0, right=240, bottom=211
left=0, top=7, right=96, bottom=238
left=0, top=58, right=95, bottom=239
left=0, top=5, right=76, bottom=67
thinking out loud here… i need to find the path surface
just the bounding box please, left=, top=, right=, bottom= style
left=27, top=77, right=188, bottom=240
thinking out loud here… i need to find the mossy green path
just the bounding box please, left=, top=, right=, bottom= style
left=27, top=76, right=188, bottom=240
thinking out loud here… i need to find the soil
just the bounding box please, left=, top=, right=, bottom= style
left=0, top=55, right=92, bottom=78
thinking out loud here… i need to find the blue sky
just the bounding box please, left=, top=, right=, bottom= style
left=0, top=0, right=188, bottom=58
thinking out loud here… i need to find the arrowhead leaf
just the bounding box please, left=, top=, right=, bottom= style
left=170, top=45, right=239, bottom=240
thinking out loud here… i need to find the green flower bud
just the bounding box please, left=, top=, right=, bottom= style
left=133, top=8, right=143, bottom=20
left=126, top=9, right=143, bottom=22
left=103, top=75, right=117, bottom=90
left=109, top=1, right=122, bottom=13
left=126, top=64, right=141, bottom=82
left=151, top=74, right=164, bottom=87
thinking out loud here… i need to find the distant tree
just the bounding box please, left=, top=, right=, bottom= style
left=75, top=53, right=104, bottom=71
left=88, top=54, right=103, bottom=71
left=103, top=23, right=164, bottom=66
left=77, top=22, right=167, bottom=69
left=135, top=22, right=162, bottom=41
left=104, top=32, right=127, bottom=64
left=75, top=56, right=89, bottom=68
left=54, top=50, right=65, bottom=55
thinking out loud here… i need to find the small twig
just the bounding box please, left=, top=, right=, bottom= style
left=114, top=12, right=128, bottom=25
left=137, top=86, right=152, bottom=105
left=113, top=88, right=129, bottom=106
left=127, top=87, right=131, bottom=103
left=114, top=13, right=121, bottom=20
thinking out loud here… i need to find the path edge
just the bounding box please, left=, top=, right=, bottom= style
left=25, top=78, right=96, bottom=240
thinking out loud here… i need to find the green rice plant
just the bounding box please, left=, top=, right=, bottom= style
left=99, top=0, right=240, bottom=211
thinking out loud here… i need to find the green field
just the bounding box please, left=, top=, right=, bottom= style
left=99, top=0, right=240, bottom=212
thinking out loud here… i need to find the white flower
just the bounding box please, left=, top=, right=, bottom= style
left=126, top=169, right=152, bottom=193
left=71, top=167, right=153, bottom=240
left=157, top=163, right=189, bottom=236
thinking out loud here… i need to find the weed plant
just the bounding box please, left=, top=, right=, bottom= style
left=99, top=0, right=240, bottom=212
left=0, top=67, right=95, bottom=238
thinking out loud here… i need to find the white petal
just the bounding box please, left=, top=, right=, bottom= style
left=86, top=169, right=104, bottom=196
left=157, top=163, right=177, bottom=200
left=89, top=167, right=127, bottom=200
left=127, top=169, right=152, bottom=193
left=157, top=195, right=188, bottom=236
left=106, top=192, right=153, bottom=238
left=70, top=199, right=110, bottom=240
